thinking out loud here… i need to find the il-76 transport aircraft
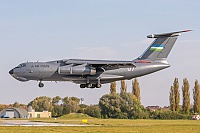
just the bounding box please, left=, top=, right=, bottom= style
left=9, top=30, right=191, bottom=88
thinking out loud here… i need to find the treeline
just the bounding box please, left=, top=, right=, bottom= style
left=28, top=96, right=84, bottom=117
left=0, top=102, right=27, bottom=111
left=1, top=78, right=199, bottom=119
left=26, top=78, right=199, bottom=119
left=169, top=78, right=200, bottom=114
left=23, top=79, right=143, bottom=118
left=25, top=79, right=144, bottom=118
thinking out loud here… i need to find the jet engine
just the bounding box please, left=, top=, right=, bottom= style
left=58, top=64, right=96, bottom=75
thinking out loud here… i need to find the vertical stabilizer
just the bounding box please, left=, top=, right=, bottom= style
left=138, top=30, right=191, bottom=61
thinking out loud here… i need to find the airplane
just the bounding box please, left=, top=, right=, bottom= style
left=9, top=30, right=191, bottom=88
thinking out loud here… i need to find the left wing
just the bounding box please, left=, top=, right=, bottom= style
left=63, top=59, right=135, bottom=69
left=55, top=59, right=135, bottom=75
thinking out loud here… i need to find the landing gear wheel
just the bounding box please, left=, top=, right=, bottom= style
left=86, top=83, right=92, bottom=88
left=91, top=84, right=96, bottom=88
left=96, top=83, right=102, bottom=88
left=39, top=82, right=44, bottom=88
left=80, top=84, right=86, bottom=88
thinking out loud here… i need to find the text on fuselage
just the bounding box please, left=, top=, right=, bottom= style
left=31, top=65, right=50, bottom=68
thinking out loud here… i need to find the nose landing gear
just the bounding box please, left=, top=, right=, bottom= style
left=38, top=81, right=44, bottom=88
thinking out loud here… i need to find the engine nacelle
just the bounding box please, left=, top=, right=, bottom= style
left=58, top=64, right=96, bottom=75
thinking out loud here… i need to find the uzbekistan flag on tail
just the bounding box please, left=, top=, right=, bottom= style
left=150, top=44, right=164, bottom=52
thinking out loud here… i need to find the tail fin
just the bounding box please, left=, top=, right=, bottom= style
left=138, top=30, right=191, bottom=61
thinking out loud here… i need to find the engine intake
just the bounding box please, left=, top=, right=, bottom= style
left=58, top=64, right=96, bottom=75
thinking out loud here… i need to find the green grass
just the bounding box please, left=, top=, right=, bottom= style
left=0, top=120, right=200, bottom=133
left=1, top=114, right=200, bottom=133
left=59, top=113, right=93, bottom=119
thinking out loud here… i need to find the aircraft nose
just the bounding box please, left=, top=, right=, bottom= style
left=9, top=69, right=14, bottom=75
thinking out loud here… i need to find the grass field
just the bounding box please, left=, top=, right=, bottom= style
left=0, top=114, right=200, bottom=133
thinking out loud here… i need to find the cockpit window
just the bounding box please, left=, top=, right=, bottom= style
left=16, top=63, right=26, bottom=68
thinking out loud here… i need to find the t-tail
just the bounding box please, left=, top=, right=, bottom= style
left=137, top=30, right=192, bottom=61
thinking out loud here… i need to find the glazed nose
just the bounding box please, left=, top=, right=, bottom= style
left=9, top=69, right=14, bottom=75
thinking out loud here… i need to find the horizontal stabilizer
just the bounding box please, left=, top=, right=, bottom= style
left=147, top=30, right=192, bottom=38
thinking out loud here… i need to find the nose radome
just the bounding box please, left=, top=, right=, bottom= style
left=9, top=69, right=14, bottom=75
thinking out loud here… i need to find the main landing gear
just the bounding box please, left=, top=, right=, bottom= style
left=38, top=81, right=44, bottom=88
left=80, top=77, right=102, bottom=88
left=80, top=83, right=102, bottom=88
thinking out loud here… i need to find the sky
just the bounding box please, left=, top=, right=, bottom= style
left=0, top=0, right=200, bottom=107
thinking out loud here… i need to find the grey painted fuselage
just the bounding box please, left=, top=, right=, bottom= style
left=9, top=30, right=191, bottom=88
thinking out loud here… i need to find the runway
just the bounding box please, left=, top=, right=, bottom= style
left=0, top=120, right=91, bottom=126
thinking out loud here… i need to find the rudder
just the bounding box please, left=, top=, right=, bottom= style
left=138, top=30, right=191, bottom=61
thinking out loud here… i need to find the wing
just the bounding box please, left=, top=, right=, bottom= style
left=62, top=59, right=135, bottom=70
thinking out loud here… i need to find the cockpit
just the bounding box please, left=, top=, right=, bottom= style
left=9, top=63, right=29, bottom=82
left=16, top=63, right=26, bottom=68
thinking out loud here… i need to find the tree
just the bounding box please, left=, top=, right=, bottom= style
left=120, top=91, right=147, bottom=119
left=0, top=104, right=9, bottom=111
left=77, top=104, right=88, bottom=113
left=173, top=78, right=180, bottom=112
left=62, top=106, right=70, bottom=115
left=99, top=92, right=146, bottom=119
left=68, top=100, right=80, bottom=113
left=99, top=93, right=126, bottom=118
left=110, top=82, right=117, bottom=94
left=62, top=96, right=70, bottom=105
left=193, top=80, right=200, bottom=113
left=182, top=78, right=190, bottom=114
left=52, top=105, right=63, bottom=117
left=52, top=96, right=61, bottom=106
left=132, top=78, right=141, bottom=101
left=28, top=96, right=52, bottom=112
left=85, top=105, right=101, bottom=118
left=70, top=97, right=80, bottom=103
left=62, top=96, right=80, bottom=114
left=169, top=86, right=175, bottom=112
left=13, top=101, right=20, bottom=108
left=120, top=92, right=140, bottom=108
left=29, top=99, right=39, bottom=111
left=79, top=104, right=88, bottom=109
left=121, top=80, right=127, bottom=93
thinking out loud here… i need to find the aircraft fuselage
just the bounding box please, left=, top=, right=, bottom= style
left=9, top=30, right=191, bottom=88
left=9, top=59, right=170, bottom=88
